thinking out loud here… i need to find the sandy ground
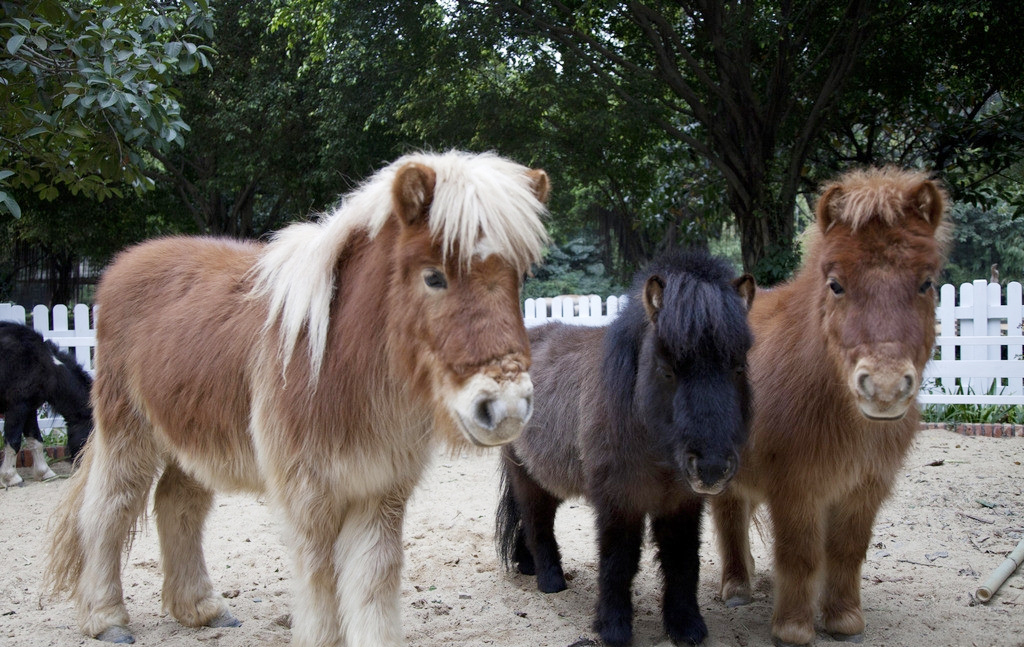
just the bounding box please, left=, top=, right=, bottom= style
left=1, top=427, right=1022, bottom=647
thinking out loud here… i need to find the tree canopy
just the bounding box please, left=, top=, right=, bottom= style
left=2, top=0, right=1023, bottom=304
left=0, top=0, right=214, bottom=218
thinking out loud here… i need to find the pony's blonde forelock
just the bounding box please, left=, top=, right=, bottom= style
left=250, top=150, right=549, bottom=380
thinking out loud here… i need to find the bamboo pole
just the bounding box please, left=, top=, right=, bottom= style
left=975, top=537, right=1024, bottom=603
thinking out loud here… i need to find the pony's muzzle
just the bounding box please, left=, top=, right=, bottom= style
left=851, top=356, right=918, bottom=420
left=684, top=451, right=738, bottom=496
left=450, top=372, right=534, bottom=447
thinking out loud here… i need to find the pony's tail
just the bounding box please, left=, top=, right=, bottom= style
left=44, top=439, right=94, bottom=599
left=495, top=446, right=523, bottom=572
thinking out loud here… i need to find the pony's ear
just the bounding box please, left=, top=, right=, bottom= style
left=732, top=274, right=756, bottom=311
left=527, top=169, right=550, bottom=205
left=393, top=162, right=437, bottom=226
left=908, top=179, right=945, bottom=229
left=815, top=184, right=844, bottom=231
left=642, top=275, right=665, bottom=321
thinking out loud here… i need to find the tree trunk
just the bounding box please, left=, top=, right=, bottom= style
left=735, top=200, right=798, bottom=286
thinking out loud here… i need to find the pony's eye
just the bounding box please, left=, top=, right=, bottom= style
left=919, top=279, right=935, bottom=295
left=423, top=269, right=448, bottom=290
left=827, top=278, right=845, bottom=296
left=734, top=363, right=747, bottom=374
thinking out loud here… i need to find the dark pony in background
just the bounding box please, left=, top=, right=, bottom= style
left=497, top=250, right=754, bottom=646
left=0, top=321, right=93, bottom=488
left=711, top=168, right=950, bottom=645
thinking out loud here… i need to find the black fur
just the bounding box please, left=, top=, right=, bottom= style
left=0, top=321, right=93, bottom=463
left=497, top=249, right=753, bottom=646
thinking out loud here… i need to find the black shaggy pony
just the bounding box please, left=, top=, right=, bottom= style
left=0, top=321, right=92, bottom=487
left=497, top=249, right=754, bottom=646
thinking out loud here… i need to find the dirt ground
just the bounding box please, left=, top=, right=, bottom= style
left=1, top=427, right=1021, bottom=647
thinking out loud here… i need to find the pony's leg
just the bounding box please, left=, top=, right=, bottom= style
left=283, top=495, right=344, bottom=647
left=74, top=430, right=159, bottom=641
left=1, top=401, right=32, bottom=487
left=593, top=507, right=644, bottom=647
left=25, top=437, right=57, bottom=481
left=820, top=485, right=888, bottom=641
left=653, top=499, right=707, bottom=646
left=24, top=416, right=57, bottom=480
left=508, top=464, right=566, bottom=592
left=335, top=493, right=408, bottom=647
left=154, top=462, right=237, bottom=628
left=768, top=495, right=825, bottom=647
left=710, top=490, right=755, bottom=606
left=0, top=443, right=22, bottom=488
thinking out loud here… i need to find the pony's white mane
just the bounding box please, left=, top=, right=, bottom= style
left=250, top=150, right=550, bottom=380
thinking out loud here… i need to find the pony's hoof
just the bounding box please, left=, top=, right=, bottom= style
left=829, top=632, right=863, bottom=643
left=667, top=615, right=708, bottom=645
left=96, top=626, right=135, bottom=644
left=207, top=611, right=242, bottom=628
left=594, top=616, right=632, bottom=647
left=772, top=639, right=811, bottom=647
left=537, top=571, right=567, bottom=594
left=724, top=594, right=751, bottom=608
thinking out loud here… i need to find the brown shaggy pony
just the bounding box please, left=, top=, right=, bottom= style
left=710, top=168, right=950, bottom=646
left=45, top=151, right=550, bottom=647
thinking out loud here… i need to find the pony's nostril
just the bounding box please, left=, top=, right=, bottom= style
left=520, top=394, right=533, bottom=421
left=474, top=398, right=496, bottom=430
left=686, top=453, right=699, bottom=475
left=724, top=455, right=738, bottom=480
left=857, top=371, right=875, bottom=399
left=899, top=374, right=914, bottom=399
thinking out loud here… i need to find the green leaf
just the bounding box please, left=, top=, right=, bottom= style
left=0, top=192, right=22, bottom=218
left=6, top=34, right=27, bottom=55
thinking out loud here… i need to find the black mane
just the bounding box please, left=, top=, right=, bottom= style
left=603, top=249, right=751, bottom=415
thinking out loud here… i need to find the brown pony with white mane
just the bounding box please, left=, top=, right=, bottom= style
left=711, top=168, right=950, bottom=646
left=46, top=151, right=550, bottom=647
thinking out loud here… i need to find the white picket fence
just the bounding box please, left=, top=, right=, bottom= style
left=525, top=281, right=1024, bottom=407
left=922, top=280, right=1024, bottom=405
left=2, top=279, right=1022, bottom=410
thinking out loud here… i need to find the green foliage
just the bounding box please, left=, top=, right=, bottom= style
left=523, top=237, right=625, bottom=300
left=943, top=202, right=1024, bottom=286
left=0, top=0, right=213, bottom=216
left=922, top=385, right=1024, bottom=425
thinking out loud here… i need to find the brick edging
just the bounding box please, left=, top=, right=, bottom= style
left=921, top=422, right=1023, bottom=437
left=14, top=445, right=66, bottom=468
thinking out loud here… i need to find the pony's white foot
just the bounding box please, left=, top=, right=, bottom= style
left=34, top=465, right=57, bottom=481
left=1, top=445, right=23, bottom=487
left=25, top=438, right=57, bottom=480
left=96, top=625, right=135, bottom=644
left=166, top=594, right=232, bottom=628
left=1, top=469, right=23, bottom=488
